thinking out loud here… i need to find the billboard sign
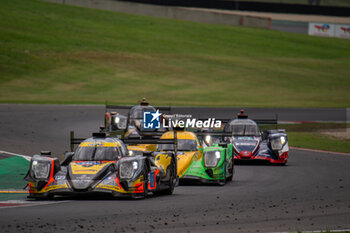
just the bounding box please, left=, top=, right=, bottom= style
left=335, top=25, right=350, bottom=39
left=308, top=23, right=335, bottom=37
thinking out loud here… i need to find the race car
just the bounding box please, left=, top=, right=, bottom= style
left=200, top=133, right=234, bottom=185
left=25, top=132, right=177, bottom=199
left=104, top=98, right=168, bottom=152
left=159, top=130, right=234, bottom=185
left=224, top=110, right=289, bottom=164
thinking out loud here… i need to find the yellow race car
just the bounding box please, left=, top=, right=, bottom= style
left=25, top=133, right=177, bottom=199
left=159, top=130, right=203, bottom=179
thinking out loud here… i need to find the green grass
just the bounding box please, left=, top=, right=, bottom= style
left=0, top=0, right=350, bottom=107
left=288, top=131, right=350, bottom=153
left=264, top=122, right=348, bottom=132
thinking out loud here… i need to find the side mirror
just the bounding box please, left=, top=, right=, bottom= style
left=111, top=114, right=127, bottom=130
left=61, top=151, right=74, bottom=166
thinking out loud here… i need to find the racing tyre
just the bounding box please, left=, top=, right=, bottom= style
left=226, top=158, right=234, bottom=182
left=219, top=159, right=227, bottom=186
left=160, top=159, right=176, bottom=195
left=142, top=167, right=149, bottom=199
left=133, top=164, right=149, bottom=199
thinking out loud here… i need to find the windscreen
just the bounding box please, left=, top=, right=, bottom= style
left=158, top=139, right=197, bottom=151
left=228, top=124, right=259, bottom=136
left=129, top=106, right=156, bottom=120
left=73, top=146, right=122, bottom=161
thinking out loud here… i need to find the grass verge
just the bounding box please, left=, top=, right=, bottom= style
left=288, top=132, right=350, bottom=153
left=0, top=0, right=349, bottom=107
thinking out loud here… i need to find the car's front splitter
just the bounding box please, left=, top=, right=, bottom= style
left=180, top=175, right=225, bottom=184
left=234, top=151, right=288, bottom=164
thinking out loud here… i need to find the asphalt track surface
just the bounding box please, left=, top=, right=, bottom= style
left=0, top=104, right=349, bottom=233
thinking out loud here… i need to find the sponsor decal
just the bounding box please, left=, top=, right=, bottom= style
left=76, top=175, right=90, bottom=180
left=79, top=142, right=120, bottom=147
left=75, top=161, right=102, bottom=165
left=54, top=175, right=65, bottom=180
left=235, top=142, right=256, bottom=146
left=148, top=171, right=155, bottom=188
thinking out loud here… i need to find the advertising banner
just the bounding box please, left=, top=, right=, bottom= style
left=308, top=23, right=335, bottom=37
left=335, top=24, right=350, bottom=39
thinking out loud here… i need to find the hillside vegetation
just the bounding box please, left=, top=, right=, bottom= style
left=0, top=0, right=349, bottom=107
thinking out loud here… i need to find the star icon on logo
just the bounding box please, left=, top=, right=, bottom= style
left=150, top=109, right=161, bottom=122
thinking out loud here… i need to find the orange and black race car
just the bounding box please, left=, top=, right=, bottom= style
left=25, top=133, right=177, bottom=199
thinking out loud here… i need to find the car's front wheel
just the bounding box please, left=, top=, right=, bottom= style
left=226, top=157, right=234, bottom=182
left=159, top=158, right=176, bottom=195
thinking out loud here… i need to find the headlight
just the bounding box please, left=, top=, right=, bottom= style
left=271, top=136, right=286, bottom=150
left=119, top=160, right=139, bottom=179
left=32, top=160, right=51, bottom=179
left=280, top=136, right=286, bottom=145
left=111, top=115, right=127, bottom=130
left=205, top=135, right=211, bottom=145
left=114, top=117, right=120, bottom=124
left=204, top=151, right=221, bottom=168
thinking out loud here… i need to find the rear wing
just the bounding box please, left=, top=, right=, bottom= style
left=105, top=104, right=173, bottom=114
left=106, top=130, right=167, bottom=139
left=70, top=131, right=179, bottom=155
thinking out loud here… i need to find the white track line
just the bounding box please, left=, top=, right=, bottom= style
left=0, top=200, right=70, bottom=209
left=0, top=150, right=31, bottom=161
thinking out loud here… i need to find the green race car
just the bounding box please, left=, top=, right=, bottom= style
left=173, top=132, right=234, bottom=185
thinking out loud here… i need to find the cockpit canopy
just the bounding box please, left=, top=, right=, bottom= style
left=74, top=138, right=128, bottom=161
left=224, top=119, right=260, bottom=136
left=158, top=139, right=197, bottom=151
left=129, top=105, right=156, bottom=120
left=159, top=131, right=198, bottom=151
